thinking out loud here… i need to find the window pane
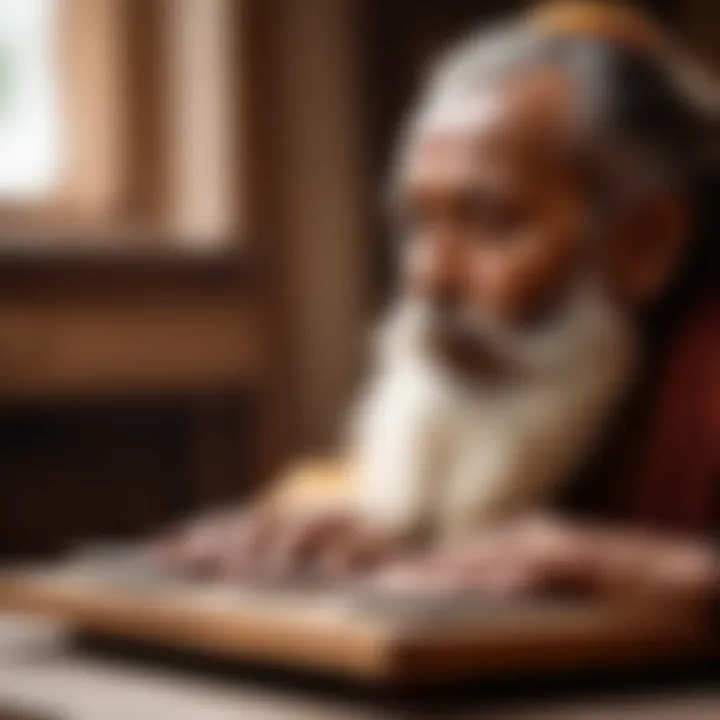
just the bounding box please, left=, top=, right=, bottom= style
left=0, top=0, right=59, bottom=200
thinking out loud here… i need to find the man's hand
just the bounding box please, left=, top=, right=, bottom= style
left=153, top=504, right=401, bottom=581
left=374, top=515, right=718, bottom=607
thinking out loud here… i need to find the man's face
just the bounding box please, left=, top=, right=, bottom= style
left=395, top=68, right=590, bottom=351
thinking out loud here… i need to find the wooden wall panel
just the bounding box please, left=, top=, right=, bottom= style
left=0, top=294, right=256, bottom=399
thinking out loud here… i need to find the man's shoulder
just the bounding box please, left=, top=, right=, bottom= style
left=677, top=295, right=720, bottom=346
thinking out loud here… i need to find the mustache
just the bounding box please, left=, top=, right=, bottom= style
left=403, top=299, right=528, bottom=374
left=393, top=294, right=600, bottom=375
left=423, top=301, right=515, bottom=350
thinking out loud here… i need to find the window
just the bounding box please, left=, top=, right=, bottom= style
left=0, top=0, right=239, bottom=251
left=0, top=0, right=59, bottom=201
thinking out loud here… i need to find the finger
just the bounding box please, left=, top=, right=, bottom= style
left=260, top=510, right=354, bottom=579
left=175, top=510, right=244, bottom=577
left=318, top=526, right=398, bottom=579
left=216, top=506, right=281, bottom=578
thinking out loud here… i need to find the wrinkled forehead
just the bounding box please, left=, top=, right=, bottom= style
left=399, top=67, right=582, bottom=190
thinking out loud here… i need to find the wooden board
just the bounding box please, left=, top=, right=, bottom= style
left=0, top=564, right=710, bottom=685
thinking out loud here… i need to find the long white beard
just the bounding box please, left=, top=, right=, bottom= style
left=350, top=276, right=639, bottom=541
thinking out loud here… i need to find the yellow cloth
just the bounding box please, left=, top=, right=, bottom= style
left=267, top=457, right=355, bottom=510
left=529, top=1, right=664, bottom=55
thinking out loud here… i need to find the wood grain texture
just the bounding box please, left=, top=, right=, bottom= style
left=0, top=568, right=709, bottom=685
left=0, top=293, right=257, bottom=399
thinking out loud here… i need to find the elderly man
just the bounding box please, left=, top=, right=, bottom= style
left=163, top=3, right=718, bottom=610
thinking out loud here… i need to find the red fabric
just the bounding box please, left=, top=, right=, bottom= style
left=610, top=296, right=720, bottom=535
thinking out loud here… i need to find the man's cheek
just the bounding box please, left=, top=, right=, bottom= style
left=486, top=236, right=580, bottom=319
left=403, top=265, right=435, bottom=299
left=469, top=253, right=531, bottom=318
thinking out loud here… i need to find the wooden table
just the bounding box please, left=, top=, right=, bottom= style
left=0, top=613, right=718, bottom=720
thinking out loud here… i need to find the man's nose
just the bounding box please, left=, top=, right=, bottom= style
left=421, top=237, right=465, bottom=305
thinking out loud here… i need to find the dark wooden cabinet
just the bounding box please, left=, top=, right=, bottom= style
left=0, top=260, right=259, bottom=555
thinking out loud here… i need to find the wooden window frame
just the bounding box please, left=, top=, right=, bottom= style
left=0, top=0, right=240, bottom=255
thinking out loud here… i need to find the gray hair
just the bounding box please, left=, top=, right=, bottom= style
left=412, top=21, right=720, bottom=215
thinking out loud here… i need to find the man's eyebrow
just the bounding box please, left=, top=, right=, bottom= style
left=387, top=180, right=526, bottom=227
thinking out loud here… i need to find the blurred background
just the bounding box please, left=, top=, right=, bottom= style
left=0, top=0, right=716, bottom=557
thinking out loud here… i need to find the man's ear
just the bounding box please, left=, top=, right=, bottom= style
left=602, top=192, right=690, bottom=310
